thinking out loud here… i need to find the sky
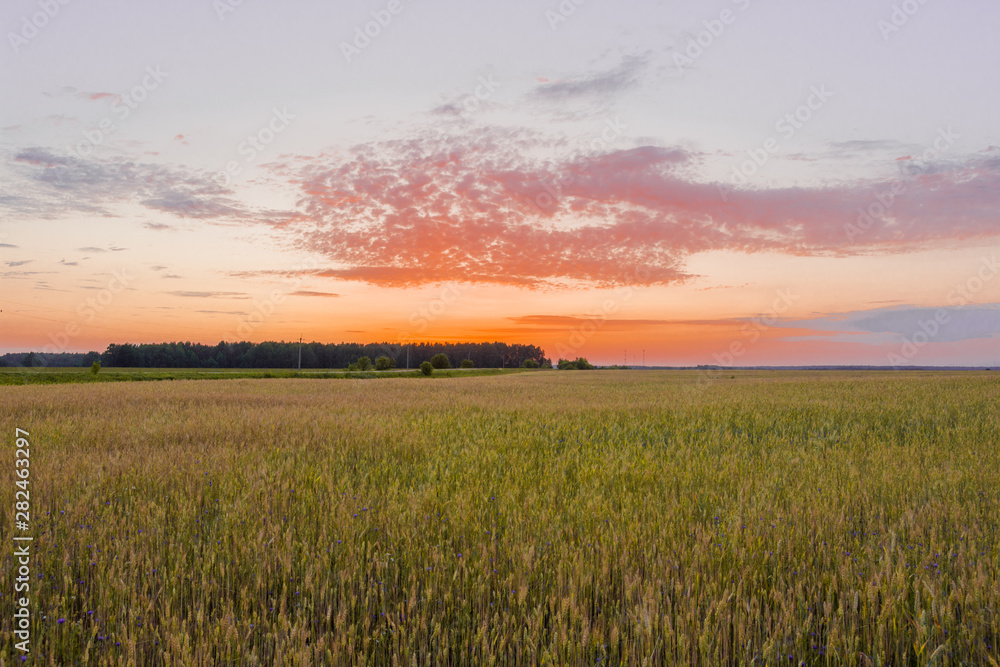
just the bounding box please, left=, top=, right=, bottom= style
left=1, top=0, right=999, bottom=366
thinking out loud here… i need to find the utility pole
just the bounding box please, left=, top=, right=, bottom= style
left=406, top=345, right=409, bottom=370
left=297, top=335, right=302, bottom=371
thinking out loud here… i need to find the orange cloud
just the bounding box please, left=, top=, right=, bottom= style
left=268, top=128, right=1000, bottom=289
left=77, top=91, right=119, bottom=102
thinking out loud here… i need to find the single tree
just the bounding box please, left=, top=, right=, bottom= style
left=420, top=361, right=434, bottom=376
left=91, top=361, right=101, bottom=375
left=521, top=359, right=540, bottom=369
left=460, top=359, right=474, bottom=369
left=374, top=355, right=395, bottom=370
left=429, top=353, right=451, bottom=369
left=356, top=356, right=372, bottom=371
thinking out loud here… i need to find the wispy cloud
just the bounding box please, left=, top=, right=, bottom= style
left=7, top=148, right=249, bottom=221
left=167, top=291, right=249, bottom=299
left=1, top=270, right=53, bottom=279
left=77, top=91, right=120, bottom=102
left=509, top=315, right=674, bottom=328
left=528, top=56, right=646, bottom=104
left=824, top=139, right=913, bottom=156
left=290, top=290, right=340, bottom=297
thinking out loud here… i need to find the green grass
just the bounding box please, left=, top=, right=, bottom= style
left=0, top=366, right=528, bottom=385
left=1, top=371, right=998, bottom=664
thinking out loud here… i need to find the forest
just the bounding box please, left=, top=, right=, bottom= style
left=3, top=341, right=552, bottom=370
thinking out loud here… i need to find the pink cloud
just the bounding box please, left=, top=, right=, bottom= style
left=267, top=128, right=1000, bottom=288
left=77, top=92, right=120, bottom=102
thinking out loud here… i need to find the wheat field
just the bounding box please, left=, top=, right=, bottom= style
left=1, top=371, right=998, bottom=665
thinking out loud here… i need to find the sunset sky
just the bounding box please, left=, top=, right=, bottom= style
left=2, top=0, right=999, bottom=366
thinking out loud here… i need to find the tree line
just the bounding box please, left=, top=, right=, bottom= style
left=41, top=341, right=552, bottom=370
